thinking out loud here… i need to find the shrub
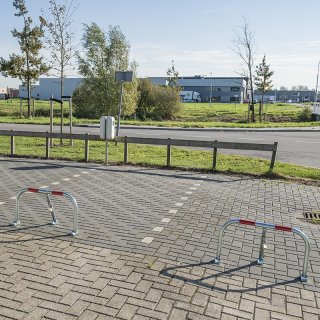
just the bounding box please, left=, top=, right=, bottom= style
left=297, top=106, right=313, bottom=122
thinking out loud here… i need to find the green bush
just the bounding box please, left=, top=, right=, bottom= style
left=297, top=106, right=313, bottom=122
left=136, top=79, right=181, bottom=120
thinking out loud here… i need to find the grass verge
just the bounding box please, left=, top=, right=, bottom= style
left=1, top=136, right=319, bottom=184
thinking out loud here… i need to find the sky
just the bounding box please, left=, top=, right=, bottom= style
left=0, top=0, right=320, bottom=89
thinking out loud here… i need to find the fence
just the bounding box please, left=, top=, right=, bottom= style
left=0, top=130, right=278, bottom=171
left=213, top=218, right=310, bottom=282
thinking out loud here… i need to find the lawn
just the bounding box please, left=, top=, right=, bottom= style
left=0, top=99, right=319, bottom=128
left=1, top=136, right=320, bottom=182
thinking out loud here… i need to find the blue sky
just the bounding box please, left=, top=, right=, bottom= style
left=1, top=0, right=320, bottom=89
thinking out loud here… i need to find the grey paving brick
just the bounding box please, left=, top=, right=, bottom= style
left=0, top=159, right=319, bottom=320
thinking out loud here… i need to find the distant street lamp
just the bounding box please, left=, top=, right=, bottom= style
left=209, top=72, right=213, bottom=107
left=315, top=61, right=320, bottom=103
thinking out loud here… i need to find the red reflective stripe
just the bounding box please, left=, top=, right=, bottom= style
left=52, top=191, right=64, bottom=196
left=239, top=219, right=256, bottom=226
left=27, top=188, right=38, bottom=193
left=275, top=225, right=292, bottom=232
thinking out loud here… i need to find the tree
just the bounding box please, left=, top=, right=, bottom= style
left=254, top=54, right=274, bottom=122
left=233, top=18, right=257, bottom=122
left=279, top=86, right=287, bottom=91
left=297, top=85, right=308, bottom=90
left=40, top=0, right=78, bottom=139
left=152, top=86, right=181, bottom=119
left=136, top=78, right=181, bottom=120
left=0, top=0, right=49, bottom=117
left=74, top=23, right=136, bottom=118
left=167, top=60, right=179, bottom=87
left=136, top=78, right=155, bottom=119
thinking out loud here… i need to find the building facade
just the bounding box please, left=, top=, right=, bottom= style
left=149, top=76, right=248, bottom=103
left=19, top=78, right=83, bottom=100
left=254, top=90, right=316, bottom=103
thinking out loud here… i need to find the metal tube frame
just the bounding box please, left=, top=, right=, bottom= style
left=13, top=188, right=78, bottom=236
left=213, top=218, right=310, bottom=282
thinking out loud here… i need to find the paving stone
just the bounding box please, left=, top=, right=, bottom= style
left=0, top=159, right=319, bottom=320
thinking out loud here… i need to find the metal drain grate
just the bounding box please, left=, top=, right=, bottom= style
left=303, top=211, right=320, bottom=220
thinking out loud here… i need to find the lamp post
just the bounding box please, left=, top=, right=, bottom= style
left=315, top=61, right=320, bottom=103
left=209, top=72, right=213, bottom=107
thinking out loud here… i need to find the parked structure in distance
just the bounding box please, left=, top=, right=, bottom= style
left=179, top=91, right=201, bottom=102
left=313, top=102, right=320, bottom=120
left=254, top=89, right=316, bottom=103
left=149, top=76, right=247, bottom=103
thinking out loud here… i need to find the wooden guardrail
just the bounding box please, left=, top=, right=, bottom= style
left=0, top=130, right=278, bottom=172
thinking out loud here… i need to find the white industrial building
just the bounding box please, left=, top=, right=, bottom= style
left=149, top=76, right=248, bottom=103
left=19, top=78, right=83, bottom=100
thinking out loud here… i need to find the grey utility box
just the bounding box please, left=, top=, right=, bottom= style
left=100, top=116, right=115, bottom=140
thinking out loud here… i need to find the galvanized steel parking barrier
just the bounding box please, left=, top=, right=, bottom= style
left=13, top=188, right=78, bottom=236
left=213, top=218, right=310, bottom=282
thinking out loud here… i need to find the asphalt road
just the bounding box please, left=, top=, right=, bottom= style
left=1, top=123, right=319, bottom=168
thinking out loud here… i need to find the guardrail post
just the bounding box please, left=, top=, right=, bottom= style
left=45, top=131, right=50, bottom=159
left=105, top=140, right=109, bottom=165
left=212, top=140, right=218, bottom=171
left=167, top=138, right=171, bottom=167
left=269, top=142, right=278, bottom=172
left=84, top=133, right=89, bottom=162
left=10, top=130, right=15, bottom=157
left=124, top=136, right=128, bottom=163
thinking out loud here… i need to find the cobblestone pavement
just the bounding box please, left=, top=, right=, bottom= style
left=0, top=157, right=320, bottom=319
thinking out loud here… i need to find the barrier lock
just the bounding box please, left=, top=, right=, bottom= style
left=213, top=218, right=311, bottom=282
left=13, top=187, right=78, bottom=236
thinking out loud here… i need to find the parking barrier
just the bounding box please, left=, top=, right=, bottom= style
left=213, top=218, right=310, bottom=282
left=13, top=188, right=78, bottom=236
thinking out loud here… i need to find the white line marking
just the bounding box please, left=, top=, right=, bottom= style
left=62, top=178, right=70, bottom=181
left=152, top=226, right=164, bottom=232
left=186, top=191, right=193, bottom=195
left=169, top=209, right=178, bottom=214
left=296, top=141, right=320, bottom=144
left=200, top=176, right=207, bottom=179
left=81, top=171, right=89, bottom=174
left=194, top=184, right=200, bottom=186
left=10, top=196, right=16, bottom=200
left=180, top=197, right=188, bottom=201
left=89, top=169, right=96, bottom=171
left=190, top=187, right=197, bottom=190
left=73, top=174, right=80, bottom=177
left=175, top=203, right=183, bottom=207
left=135, top=133, right=161, bottom=136
left=141, top=236, right=154, bottom=244
left=237, top=138, right=267, bottom=141
left=0, top=202, right=5, bottom=205
left=162, top=218, right=171, bottom=223
left=40, top=186, right=49, bottom=189
left=51, top=182, right=60, bottom=185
